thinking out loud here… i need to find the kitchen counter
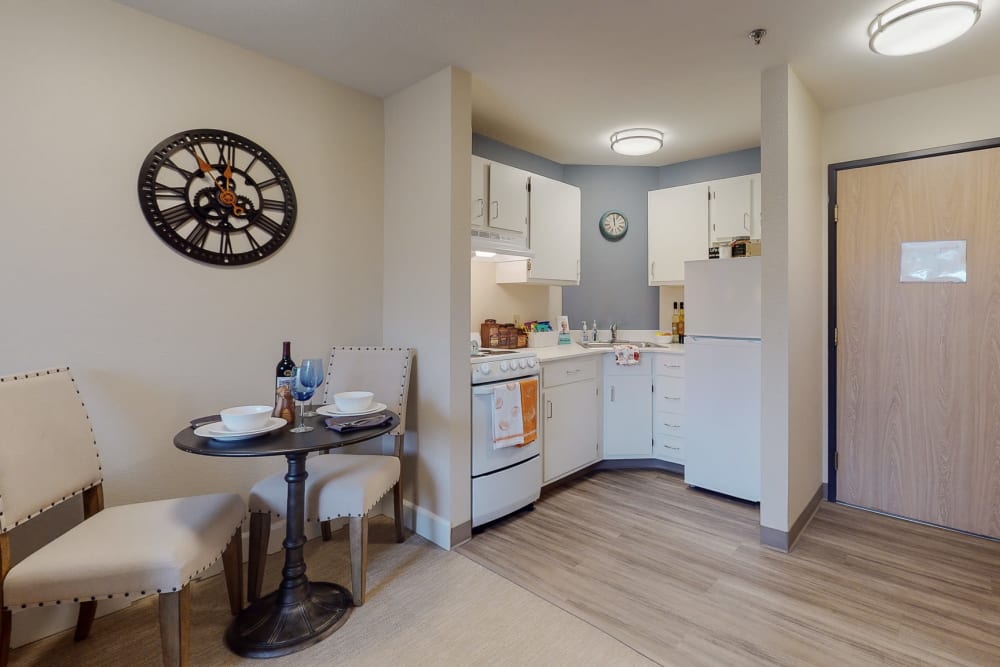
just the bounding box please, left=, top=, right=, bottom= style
left=532, top=342, right=684, bottom=362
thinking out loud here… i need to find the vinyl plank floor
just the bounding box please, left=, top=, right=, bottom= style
left=457, top=469, right=1000, bottom=666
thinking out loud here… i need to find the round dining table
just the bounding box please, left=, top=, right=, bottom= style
left=173, top=410, right=399, bottom=658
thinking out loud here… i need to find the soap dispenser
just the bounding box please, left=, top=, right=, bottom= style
left=591, top=320, right=598, bottom=343
left=581, top=321, right=590, bottom=343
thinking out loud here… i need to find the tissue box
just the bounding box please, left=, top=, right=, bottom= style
left=527, top=331, right=558, bottom=348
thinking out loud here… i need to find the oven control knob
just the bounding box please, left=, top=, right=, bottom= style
left=527, top=358, right=537, bottom=368
left=518, top=359, right=527, bottom=369
left=479, top=363, right=491, bottom=375
left=499, top=360, right=509, bottom=371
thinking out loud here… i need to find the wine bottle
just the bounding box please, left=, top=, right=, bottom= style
left=671, top=301, right=679, bottom=344
left=273, top=341, right=296, bottom=420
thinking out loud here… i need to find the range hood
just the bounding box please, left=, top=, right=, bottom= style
left=471, top=227, right=534, bottom=262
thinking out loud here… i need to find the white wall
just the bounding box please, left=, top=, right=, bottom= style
left=820, top=73, right=1000, bottom=482
left=760, top=65, right=823, bottom=535
left=383, top=67, right=472, bottom=549
left=1, top=0, right=383, bottom=643
left=470, top=263, right=560, bottom=331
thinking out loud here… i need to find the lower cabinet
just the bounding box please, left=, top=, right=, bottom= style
left=603, top=356, right=653, bottom=458
left=541, top=357, right=600, bottom=483
left=653, top=354, right=686, bottom=463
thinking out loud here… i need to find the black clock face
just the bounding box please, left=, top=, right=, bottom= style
left=137, top=129, right=296, bottom=266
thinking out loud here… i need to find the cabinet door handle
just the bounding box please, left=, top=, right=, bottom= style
left=476, top=198, right=484, bottom=218
left=610, top=385, right=615, bottom=402
left=576, top=258, right=581, bottom=281
left=650, top=261, right=655, bottom=281
left=744, top=212, right=750, bottom=231
left=491, top=201, right=499, bottom=219
left=546, top=400, right=553, bottom=419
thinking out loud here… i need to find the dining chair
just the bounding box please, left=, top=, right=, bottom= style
left=0, top=367, right=246, bottom=667
left=247, top=346, right=413, bottom=606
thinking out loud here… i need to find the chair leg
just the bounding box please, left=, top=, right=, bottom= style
left=247, top=513, right=270, bottom=603
left=158, top=585, right=190, bottom=667
left=221, top=527, right=243, bottom=615
left=74, top=600, right=98, bottom=641
left=321, top=519, right=333, bottom=542
left=349, top=515, right=369, bottom=606
left=393, top=481, right=404, bottom=543
left=0, top=610, right=11, bottom=667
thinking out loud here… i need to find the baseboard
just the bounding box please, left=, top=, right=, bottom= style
left=759, top=484, right=824, bottom=553
left=450, top=520, right=472, bottom=548
left=403, top=499, right=453, bottom=550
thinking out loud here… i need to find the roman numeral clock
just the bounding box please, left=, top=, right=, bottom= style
left=137, top=129, right=297, bottom=265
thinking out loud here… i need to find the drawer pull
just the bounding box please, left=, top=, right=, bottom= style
left=566, top=369, right=581, bottom=375
left=663, top=395, right=681, bottom=400
left=662, top=443, right=680, bottom=450
left=665, top=364, right=681, bottom=369
left=663, top=423, right=681, bottom=429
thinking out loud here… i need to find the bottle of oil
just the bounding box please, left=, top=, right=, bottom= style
left=671, top=302, right=679, bottom=343
left=678, top=302, right=685, bottom=344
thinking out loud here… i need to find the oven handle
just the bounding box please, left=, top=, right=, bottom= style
left=472, top=376, right=539, bottom=395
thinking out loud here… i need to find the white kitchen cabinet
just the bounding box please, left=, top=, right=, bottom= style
left=471, top=155, right=489, bottom=227
left=541, top=357, right=599, bottom=483
left=602, top=355, right=652, bottom=458
left=495, top=173, right=581, bottom=286
left=487, top=161, right=529, bottom=236
left=653, top=355, right=686, bottom=464
left=708, top=175, right=753, bottom=242
left=647, top=183, right=709, bottom=285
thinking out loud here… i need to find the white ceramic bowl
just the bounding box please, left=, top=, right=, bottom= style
left=334, top=391, right=374, bottom=412
left=220, top=405, right=273, bottom=432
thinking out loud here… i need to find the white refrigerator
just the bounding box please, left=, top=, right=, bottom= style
left=683, top=257, right=761, bottom=502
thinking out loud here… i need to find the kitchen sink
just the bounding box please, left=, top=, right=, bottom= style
left=581, top=340, right=667, bottom=349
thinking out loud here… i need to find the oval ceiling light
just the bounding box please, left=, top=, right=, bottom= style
left=610, top=128, right=664, bottom=156
left=869, top=0, right=981, bottom=56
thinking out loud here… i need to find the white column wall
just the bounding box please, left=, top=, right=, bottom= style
left=383, top=67, right=472, bottom=548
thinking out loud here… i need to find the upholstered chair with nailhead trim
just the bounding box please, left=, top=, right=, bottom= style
left=0, top=368, right=246, bottom=667
left=247, top=347, right=413, bottom=607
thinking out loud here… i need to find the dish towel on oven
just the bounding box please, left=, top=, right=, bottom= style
left=614, top=344, right=640, bottom=366
left=492, top=377, right=538, bottom=449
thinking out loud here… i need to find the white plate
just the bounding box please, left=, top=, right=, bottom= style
left=195, top=417, right=286, bottom=441
left=316, top=402, right=387, bottom=418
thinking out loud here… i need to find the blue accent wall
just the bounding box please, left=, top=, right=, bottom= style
left=472, top=134, right=566, bottom=181
left=658, top=147, right=761, bottom=188
left=472, top=134, right=761, bottom=331
left=562, top=166, right=661, bottom=330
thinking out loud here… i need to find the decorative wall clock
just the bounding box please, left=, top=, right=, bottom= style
left=137, top=129, right=296, bottom=265
left=599, top=210, right=628, bottom=242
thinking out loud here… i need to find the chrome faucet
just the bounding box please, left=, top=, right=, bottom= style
left=610, top=321, right=619, bottom=342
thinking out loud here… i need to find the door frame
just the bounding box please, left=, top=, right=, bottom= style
left=827, top=136, right=1000, bottom=502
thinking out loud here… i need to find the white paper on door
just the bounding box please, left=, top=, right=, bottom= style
left=899, top=240, right=967, bottom=283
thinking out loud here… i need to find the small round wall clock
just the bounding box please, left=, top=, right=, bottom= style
left=599, top=210, right=628, bottom=242
left=137, top=129, right=297, bottom=266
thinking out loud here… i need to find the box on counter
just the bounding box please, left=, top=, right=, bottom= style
left=527, top=331, right=558, bottom=348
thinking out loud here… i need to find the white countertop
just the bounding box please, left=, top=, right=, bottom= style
left=532, top=342, right=684, bottom=362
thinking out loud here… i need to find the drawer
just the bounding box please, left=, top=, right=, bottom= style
left=603, top=353, right=653, bottom=376
left=654, top=411, right=685, bottom=437
left=542, top=357, right=598, bottom=388
left=655, top=433, right=685, bottom=464
left=653, top=376, right=685, bottom=414
left=655, top=354, right=685, bottom=377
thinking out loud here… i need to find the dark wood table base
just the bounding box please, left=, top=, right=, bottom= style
left=224, top=582, right=353, bottom=658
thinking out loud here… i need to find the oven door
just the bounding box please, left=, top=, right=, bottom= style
left=471, top=377, right=541, bottom=478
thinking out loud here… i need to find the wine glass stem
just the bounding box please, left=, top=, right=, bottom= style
left=297, top=400, right=306, bottom=430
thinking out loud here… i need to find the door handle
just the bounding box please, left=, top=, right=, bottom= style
left=491, top=201, right=499, bottom=219
left=546, top=400, right=553, bottom=419
left=610, top=385, right=615, bottom=402
left=476, top=198, right=484, bottom=218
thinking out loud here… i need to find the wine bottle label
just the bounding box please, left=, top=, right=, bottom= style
left=276, top=376, right=294, bottom=389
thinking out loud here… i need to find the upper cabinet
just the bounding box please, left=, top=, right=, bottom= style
left=487, top=162, right=530, bottom=236
left=648, top=172, right=761, bottom=286
left=648, top=182, right=709, bottom=285
left=471, top=155, right=489, bottom=226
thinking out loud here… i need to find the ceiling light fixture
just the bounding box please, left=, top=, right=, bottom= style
left=610, top=128, right=664, bottom=156
left=868, top=0, right=981, bottom=56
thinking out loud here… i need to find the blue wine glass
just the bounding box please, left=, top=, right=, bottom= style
left=300, top=358, right=325, bottom=417
left=289, top=366, right=316, bottom=433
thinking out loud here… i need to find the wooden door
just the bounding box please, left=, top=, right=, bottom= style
left=836, top=146, right=1000, bottom=538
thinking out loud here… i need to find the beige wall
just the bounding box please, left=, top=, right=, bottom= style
left=820, top=73, right=1000, bottom=482
left=760, top=65, right=824, bottom=534
left=383, top=67, right=471, bottom=548
left=470, top=262, right=560, bottom=332
left=0, top=0, right=384, bottom=642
